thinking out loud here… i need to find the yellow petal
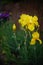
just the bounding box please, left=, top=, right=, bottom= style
left=32, top=32, right=39, bottom=39
left=38, top=39, right=42, bottom=44
left=30, top=38, right=36, bottom=45
left=28, top=24, right=35, bottom=31
left=33, top=16, right=38, bottom=21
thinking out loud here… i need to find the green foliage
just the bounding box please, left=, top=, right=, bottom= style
left=0, top=20, right=43, bottom=65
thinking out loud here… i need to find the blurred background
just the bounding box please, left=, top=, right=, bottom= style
left=0, top=0, right=43, bottom=30
left=0, top=0, right=43, bottom=32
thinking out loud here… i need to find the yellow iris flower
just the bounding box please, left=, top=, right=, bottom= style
left=30, top=32, right=42, bottom=45
left=18, top=14, right=40, bottom=31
